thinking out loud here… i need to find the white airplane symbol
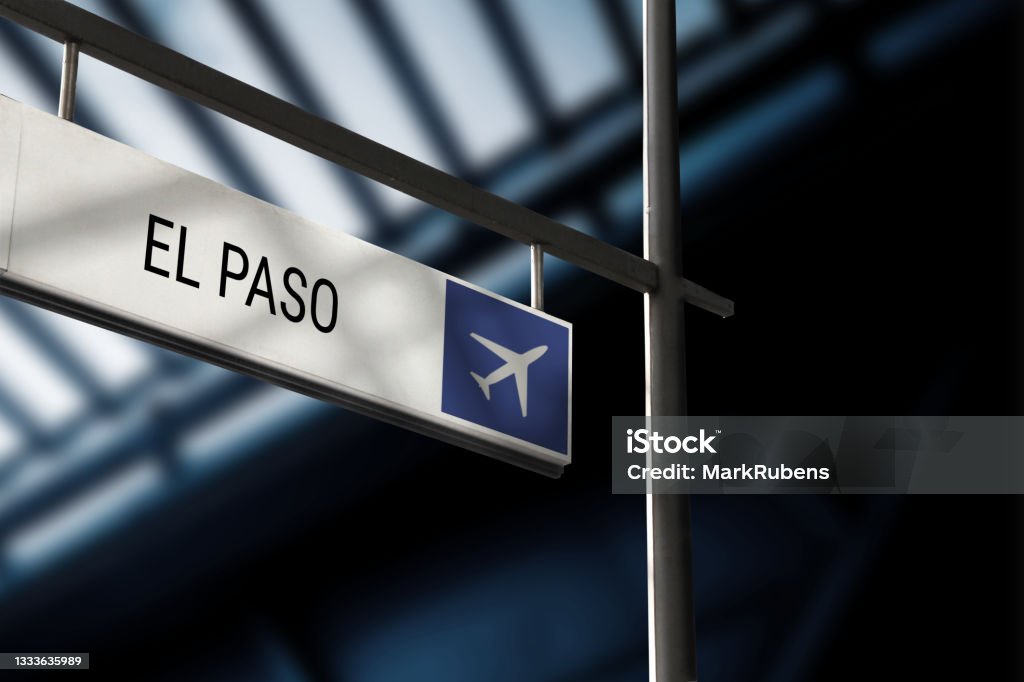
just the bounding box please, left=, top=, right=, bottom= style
left=469, top=332, right=548, bottom=418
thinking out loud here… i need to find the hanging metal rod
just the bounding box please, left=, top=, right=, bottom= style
left=530, top=243, right=544, bottom=310
left=57, top=38, right=77, bottom=120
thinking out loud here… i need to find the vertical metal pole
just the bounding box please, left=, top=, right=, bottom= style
left=530, top=243, right=544, bottom=310
left=58, top=40, right=79, bottom=121
left=643, top=0, right=698, bottom=681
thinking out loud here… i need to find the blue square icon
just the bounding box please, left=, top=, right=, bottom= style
left=441, top=280, right=570, bottom=455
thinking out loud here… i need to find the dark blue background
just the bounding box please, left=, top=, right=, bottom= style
left=441, top=280, right=569, bottom=455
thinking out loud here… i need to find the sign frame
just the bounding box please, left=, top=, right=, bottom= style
left=0, top=96, right=571, bottom=477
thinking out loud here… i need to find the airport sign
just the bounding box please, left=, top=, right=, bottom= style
left=0, top=95, right=571, bottom=475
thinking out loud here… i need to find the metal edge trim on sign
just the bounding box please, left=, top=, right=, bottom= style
left=0, top=272, right=567, bottom=478
left=0, top=95, right=21, bottom=274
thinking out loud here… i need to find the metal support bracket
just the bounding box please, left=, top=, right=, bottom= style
left=680, top=278, right=734, bottom=318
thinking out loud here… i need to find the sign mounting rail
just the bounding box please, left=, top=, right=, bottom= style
left=0, top=0, right=656, bottom=294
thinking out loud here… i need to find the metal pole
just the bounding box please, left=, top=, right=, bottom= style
left=643, top=0, right=698, bottom=680
left=58, top=39, right=79, bottom=121
left=530, top=243, right=544, bottom=310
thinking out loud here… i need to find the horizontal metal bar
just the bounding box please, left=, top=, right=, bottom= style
left=0, top=0, right=658, bottom=293
left=680, top=278, right=734, bottom=318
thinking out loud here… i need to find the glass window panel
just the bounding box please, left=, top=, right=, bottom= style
left=505, top=0, right=625, bottom=114
left=0, top=414, right=22, bottom=464
left=5, top=458, right=162, bottom=568
left=382, top=0, right=533, bottom=165
left=0, top=309, right=87, bottom=430
left=27, top=307, right=153, bottom=392
left=0, top=28, right=55, bottom=112
left=256, top=0, right=447, bottom=173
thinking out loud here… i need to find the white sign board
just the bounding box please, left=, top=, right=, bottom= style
left=0, top=96, right=571, bottom=475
